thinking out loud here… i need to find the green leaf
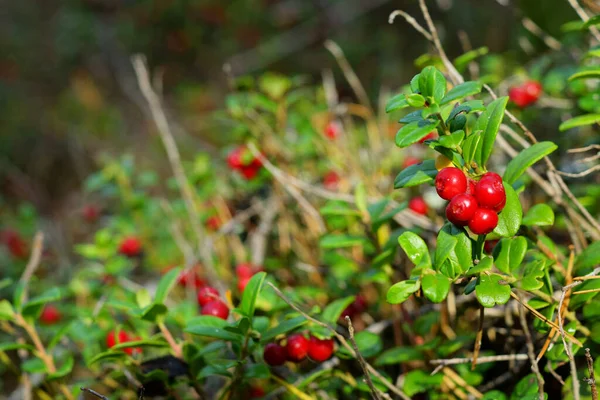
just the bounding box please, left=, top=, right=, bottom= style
left=493, top=236, right=528, bottom=274
left=321, top=296, right=355, bottom=325
left=466, top=256, right=494, bottom=276
left=475, top=97, right=508, bottom=167
left=48, top=355, right=74, bottom=380
left=22, top=357, right=48, bottom=374
left=475, top=274, right=511, bottom=308
left=438, top=131, right=465, bottom=150
left=434, top=231, right=458, bottom=271
left=395, top=120, right=440, bottom=148
left=0, top=342, right=35, bottom=351
left=386, top=93, right=409, bottom=113
left=13, top=282, right=26, bottom=312
left=559, top=114, right=600, bottom=131
left=136, top=289, right=152, bottom=308
left=354, top=183, right=368, bottom=215
left=418, top=66, right=447, bottom=103
left=437, top=223, right=472, bottom=279
left=239, top=272, right=266, bottom=318
left=386, top=279, right=420, bottom=305
left=140, top=303, right=168, bottom=322
left=584, top=14, right=600, bottom=28
left=402, top=370, right=444, bottom=397
left=447, top=100, right=485, bottom=121
left=111, top=339, right=168, bottom=351
left=337, top=331, right=383, bottom=358
left=399, top=110, right=423, bottom=124
left=374, top=346, right=423, bottom=366
left=245, top=363, right=271, bottom=379
left=319, top=234, right=367, bottom=249
left=575, top=240, right=600, bottom=273
left=406, top=93, right=426, bottom=107
left=421, top=273, right=451, bottom=303
left=493, top=183, right=522, bottom=238
left=186, top=316, right=244, bottom=342
left=398, top=232, right=431, bottom=268
left=0, top=300, right=15, bottom=321
left=454, top=47, right=489, bottom=72
left=520, top=260, right=545, bottom=291
left=503, top=142, right=558, bottom=184
left=394, top=159, right=437, bottom=188
left=441, top=81, right=482, bottom=105
left=260, top=316, right=308, bottom=343
left=410, top=74, right=421, bottom=93
left=154, top=267, right=181, bottom=304
left=462, top=131, right=482, bottom=165
left=483, top=391, right=508, bottom=400
left=88, top=351, right=127, bottom=365
left=568, top=67, right=600, bottom=81
left=522, top=204, right=555, bottom=227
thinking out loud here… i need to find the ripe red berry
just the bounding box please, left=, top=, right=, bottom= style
left=323, top=171, right=340, bottom=190
left=419, top=131, right=437, bottom=144
left=250, top=386, right=266, bottom=398
left=523, top=81, right=542, bottom=103
left=227, top=148, right=244, bottom=169
left=263, top=343, right=287, bottom=366
left=240, top=165, right=260, bottom=180
left=40, top=305, right=61, bottom=325
left=238, top=276, right=251, bottom=293
left=82, top=205, right=100, bottom=223
left=106, top=330, right=140, bottom=355
left=286, top=333, right=309, bottom=362
left=474, top=173, right=506, bottom=210
left=446, top=194, right=478, bottom=226
left=402, top=157, right=421, bottom=168
left=1, top=230, right=27, bottom=259
left=197, top=286, right=219, bottom=306
left=468, top=208, right=499, bottom=235
left=408, top=197, right=428, bottom=215
left=118, top=236, right=142, bottom=257
left=177, top=269, right=206, bottom=289
left=236, top=263, right=255, bottom=279
left=341, top=294, right=367, bottom=319
left=205, top=215, right=221, bottom=231
left=201, top=300, right=229, bottom=320
left=307, top=336, right=334, bottom=362
left=435, top=168, right=467, bottom=200
left=325, top=122, right=339, bottom=139
left=508, top=86, right=530, bottom=108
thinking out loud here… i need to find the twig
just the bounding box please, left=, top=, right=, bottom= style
left=81, top=388, right=109, bottom=400
left=522, top=18, right=562, bottom=50
left=157, top=322, right=182, bottom=359
left=266, top=282, right=411, bottom=400
left=346, top=316, right=383, bottom=400
left=518, top=303, right=545, bottom=400
left=443, top=367, right=483, bottom=399
left=570, top=342, right=581, bottom=400
left=431, top=354, right=529, bottom=366
left=566, top=0, right=600, bottom=42
left=471, top=306, right=484, bottom=370
left=585, top=349, right=598, bottom=400
left=250, top=196, right=279, bottom=266
left=547, top=360, right=566, bottom=385
left=19, top=232, right=44, bottom=302
left=569, top=144, right=600, bottom=153
left=557, top=165, right=600, bottom=178
left=131, top=55, right=219, bottom=288
left=388, top=10, right=433, bottom=41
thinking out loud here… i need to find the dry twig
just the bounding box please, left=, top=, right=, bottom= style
left=585, top=349, right=598, bottom=400
left=346, top=316, right=384, bottom=400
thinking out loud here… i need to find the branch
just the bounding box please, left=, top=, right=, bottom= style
left=518, top=303, right=545, bottom=400
left=345, top=316, right=384, bottom=400
left=566, top=0, right=600, bottom=42
left=388, top=10, right=433, bottom=41
left=585, top=349, right=598, bottom=400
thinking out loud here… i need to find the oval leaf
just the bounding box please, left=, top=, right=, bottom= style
left=522, top=204, right=555, bottom=227
left=503, top=142, right=557, bottom=185
left=422, top=273, right=451, bottom=303
left=475, top=274, right=511, bottom=308
left=387, top=280, right=420, bottom=305
left=559, top=114, right=600, bottom=131
left=239, top=272, right=267, bottom=318
left=475, top=97, right=508, bottom=167
left=394, top=159, right=437, bottom=188
left=493, top=182, right=522, bottom=238
left=398, top=232, right=431, bottom=268
left=395, top=120, right=440, bottom=148
left=441, top=81, right=482, bottom=105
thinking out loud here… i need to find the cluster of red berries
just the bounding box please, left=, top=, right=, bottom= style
left=106, top=330, right=142, bottom=355
left=227, top=146, right=263, bottom=180
left=263, top=333, right=334, bottom=366
left=508, top=81, right=542, bottom=108
left=1, top=229, right=28, bottom=259
left=118, top=236, right=143, bottom=258
left=435, top=168, right=506, bottom=235
left=197, top=286, right=230, bottom=320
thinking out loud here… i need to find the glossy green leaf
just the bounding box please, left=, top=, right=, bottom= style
left=559, top=114, right=600, bottom=131
left=186, top=316, right=243, bottom=342
left=319, top=234, right=367, bottom=249
left=394, top=159, right=437, bottom=188
left=399, top=110, right=423, bottom=124
left=466, top=256, right=494, bottom=276
left=437, top=223, right=472, bottom=279
left=110, top=339, right=169, bottom=351
left=438, top=131, right=465, bottom=150
left=447, top=100, right=485, bottom=121
left=0, top=300, right=15, bottom=321
left=395, top=120, right=440, bottom=148
left=338, top=331, right=383, bottom=358
left=503, top=142, right=557, bottom=184
left=406, top=93, right=426, bottom=107
left=239, top=272, right=266, bottom=318
left=520, top=260, right=545, bottom=291
left=493, top=236, right=527, bottom=274
left=522, top=204, right=555, bottom=227
left=418, top=66, right=447, bottom=103
left=322, top=296, right=355, bottom=325
left=374, top=346, right=423, bottom=366
left=402, top=370, right=444, bottom=397
left=475, top=97, right=508, bottom=167
left=398, top=232, right=431, bottom=268
left=386, top=279, right=420, bottom=305
left=441, top=81, right=482, bottom=105
left=434, top=232, right=458, bottom=271
left=462, top=131, right=482, bottom=165
left=475, top=274, right=511, bottom=308
left=454, top=47, right=489, bottom=72
left=386, top=93, right=409, bottom=113
left=422, top=273, right=451, bottom=303
left=568, top=67, right=600, bottom=81
left=260, top=316, right=308, bottom=343
left=48, top=355, right=74, bottom=380
left=410, top=74, right=421, bottom=92
left=493, top=183, right=522, bottom=238
left=154, top=267, right=181, bottom=304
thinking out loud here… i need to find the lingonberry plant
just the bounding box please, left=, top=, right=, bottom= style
left=1, top=2, right=600, bottom=399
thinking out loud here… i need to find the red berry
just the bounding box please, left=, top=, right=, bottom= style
left=466, top=179, right=476, bottom=195
left=435, top=168, right=467, bottom=200
left=323, top=171, right=340, bottom=190
left=40, top=305, right=61, bottom=325
left=474, top=173, right=506, bottom=210
left=402, top=157, right=421, bottom=168
left=523, top=81, right=542, bottom=103
left=484, top=240, right=499, bottom=254
left=118, top=236, right=142, bottom=257
left=236, top=263, right=255, bottom=279
left=307, top=336, right=334, bottom=362
left=263, top=343, right=287, bottom=366
left=286, top=333, right=309, bottom=362
left=468, top=208, right=499, bottom=235
left=446, top=194, right=478, bottom=226
left=205, top=215, right=221, bottom=231
left=1, top=230, right=27, bottom=259
left=240, top=165, right=260, bottom=180
left=238, top=276, right=251, bottom=293
left=419, top=131, right=437, bottom=144
left=325, top=122, right=339, bottom=139
left=227, top=148, right=244, bottom=170
left=250, top=386, right=266, bottom=398
left=201, top=300, right=229, bottom=320
left=177, top=269, right=206, bottom=289
left=408, top=197, right=428, bottom=215
left=82, top=205, right=100, bottom=223
left=197, top=287, right=219, bottom=306
left=509, top=86, right=530, bottom=108
left=106, top=330, right=140, bottom=355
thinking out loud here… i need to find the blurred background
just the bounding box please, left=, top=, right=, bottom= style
left=0, top=0, right=582, bottom=218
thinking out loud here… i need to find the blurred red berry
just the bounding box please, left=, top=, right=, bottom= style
left=236, top=263, right=255, bottom=279
left=40, top=305, right=61, bottom=325
left=408, top=197, right=428, bottom=215
left=227, top=147, right=244, bottom=169
left=307, top=336, right=334, bottom=362
left=82, top=205, right=100, bottom=223
left=240, top=166, right=260, bottom=180
left=205, top=215, right=221, bottom=231
left=323, top=171, right=340, bottom=190
left=238, top=276, right=251, bottom=293
left=484, top=240, right=499, bottom=254
left=264, top=343, right=287, bottom=366
left=106, top=330, right=140, bottom=355
left=509, top=81, right=541, bottom=108
left=523, top=81, right=542, bottom=102
left=197, top=286, right=219, bottom=306
left=118, top=236, right=142, bottom=258
left=286, top=334, right=309, bottom=362
left=201, top=300, right=229, bottom=320
left=1, top=230, right=27, bottom=259
left=402, top=157, right=421, bottom=168
left=250, top=386, right=265, bottom=398
left=177, top=269, right=206, bottom=289
left=325, top=122, right=340, bottom=139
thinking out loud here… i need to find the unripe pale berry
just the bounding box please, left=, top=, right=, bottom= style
left=435, top=168, right=467, bottom=200
left=445, top=194, right=478, bottom=226
left=201, top=300, right=229, bottom=320
left=263, top=343, right=287, bottom=366
left=286, top=334, right=309, bottom=362
left=468, top=208, right=499, bottom=235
